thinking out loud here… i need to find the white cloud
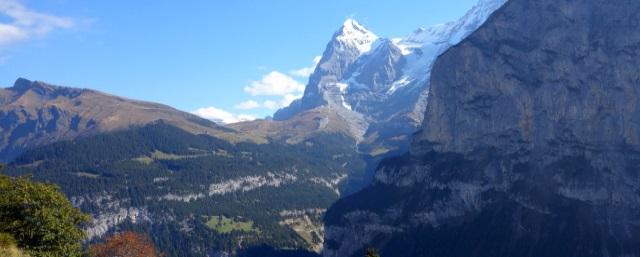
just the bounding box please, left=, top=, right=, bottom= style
left=281, top=93, right=302, bottom=107
left=290, top=56, right=322, bottom=77
left=234, top=98, right=297, bottom=110
left=0, top=23, right=26, bottom=45
left=0, top=0, right=74, bottom=49
left=229, top=58, right=316, bottom=116
left=234, top=100, right=261, bottom=110
left=191, top=107, right=255, bottom=124
left=262, top=100, right=279, bottom=110
left=244, top=71, right=305, bottom=96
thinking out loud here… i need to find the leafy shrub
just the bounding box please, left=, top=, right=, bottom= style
left=0, top=173, right=89, bottom=257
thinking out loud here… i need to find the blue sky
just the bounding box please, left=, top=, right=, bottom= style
left=0, top=0, right=479, bottom=122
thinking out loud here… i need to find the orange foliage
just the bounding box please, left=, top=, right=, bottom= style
left=89, top=232, right=163, bottom=257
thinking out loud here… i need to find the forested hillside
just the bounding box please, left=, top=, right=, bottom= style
left=4, top=122, right=364, bottom=256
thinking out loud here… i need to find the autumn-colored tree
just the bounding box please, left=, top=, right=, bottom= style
left=89, top=232, right=163, bottom=257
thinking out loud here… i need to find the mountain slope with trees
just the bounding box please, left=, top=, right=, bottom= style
left=4, top=122, right=364, bottom=256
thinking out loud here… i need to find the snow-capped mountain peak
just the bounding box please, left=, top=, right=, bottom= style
left=334, top=19, right=379, bottom=54
left=341, top=18, right=367, bottom=32
left=275, top=0, right=508, bottom=142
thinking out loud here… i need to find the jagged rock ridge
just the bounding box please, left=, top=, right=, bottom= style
left=324, top=0, right=640, bottom=256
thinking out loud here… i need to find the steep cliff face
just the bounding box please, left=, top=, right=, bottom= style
left=324, top=0, right=640, bottom=256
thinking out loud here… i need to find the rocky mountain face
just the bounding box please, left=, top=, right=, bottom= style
left=324, top=0, right=640, bottom=256
left=270, top=0, right=506, bottom=154
left=0, top=78, right=250, bottom=161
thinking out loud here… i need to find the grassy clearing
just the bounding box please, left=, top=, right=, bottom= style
left=133, top=156, right=154, bottom=164
left=150, top=150, right=206, bottom=160
left=205, top=215, right=259, bottom=234
left=133, top=150, right=211, bottom=164
left=75, top=172, right=99, bottom=179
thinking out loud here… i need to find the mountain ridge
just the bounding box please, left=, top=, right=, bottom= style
left=0, top=78, right=258, bottom=161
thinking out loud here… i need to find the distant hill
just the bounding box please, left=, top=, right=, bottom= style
left=0, top=78, right=257, bottom=161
